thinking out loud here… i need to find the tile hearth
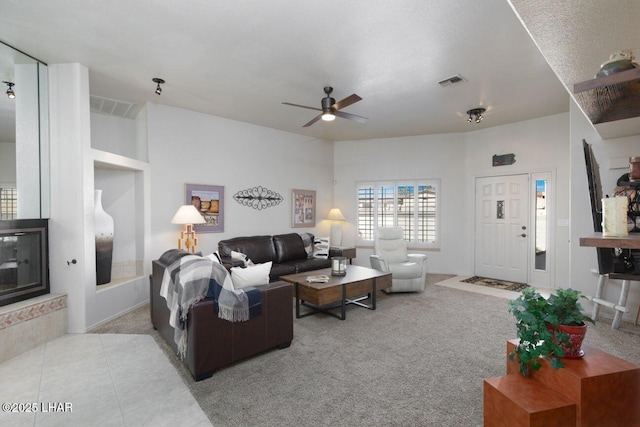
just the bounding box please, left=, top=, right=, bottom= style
left=0, top=294, right=67, bottom=363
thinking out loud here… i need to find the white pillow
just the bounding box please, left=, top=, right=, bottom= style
left=230, top=261, right=272, bottom=288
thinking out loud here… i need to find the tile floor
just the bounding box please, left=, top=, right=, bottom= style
left=0, top=334, right=212, bottom=427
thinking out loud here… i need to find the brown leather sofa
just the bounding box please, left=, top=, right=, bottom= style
left=218, top=233, right=331, bottom=281
left=150, top=254, right=294, bottom=381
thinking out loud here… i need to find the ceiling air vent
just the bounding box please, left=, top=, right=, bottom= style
left=438, top=74, right=467, bottom=88
left=90, top=95, right=142, bottom=119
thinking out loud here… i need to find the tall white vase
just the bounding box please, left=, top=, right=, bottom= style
left=94, top=189, right=114, bottom=285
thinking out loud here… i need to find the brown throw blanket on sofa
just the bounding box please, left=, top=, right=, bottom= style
left=159, top=250, right=260, bottom=359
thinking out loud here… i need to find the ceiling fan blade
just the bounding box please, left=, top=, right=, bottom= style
left=282, top=102, right=322, bottom=112
left=302, top=114, right=323, bottom=127
left=332, top=94, right=362, bottom=111
left=334, top=110, right=368, bottom=124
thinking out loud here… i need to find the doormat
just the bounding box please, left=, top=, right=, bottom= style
left=461, top=276, right=530, bottom=292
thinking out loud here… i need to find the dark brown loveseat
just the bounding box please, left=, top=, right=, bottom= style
left=150, top=252, right=293, bottom=381
left=218, top=233, right=331, bottom=281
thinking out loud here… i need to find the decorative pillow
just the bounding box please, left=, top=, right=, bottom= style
left=230, top=261, right=272, bottom=288
left=231, top=250, right=254, bottom=266
left=313, top=236, right=330, bottom=259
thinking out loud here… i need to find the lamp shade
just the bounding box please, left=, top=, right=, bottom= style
left=171, top=205, right=206, bottom=225
left=326, top=208, right=346, bottom=221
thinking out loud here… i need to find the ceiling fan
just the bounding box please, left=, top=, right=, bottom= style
left=282, top=86, right=368, bottom=127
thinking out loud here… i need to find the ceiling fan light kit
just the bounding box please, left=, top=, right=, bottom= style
left=283, top=86, right=368, bottom=127
left=321, top=112, right=336, bottom=121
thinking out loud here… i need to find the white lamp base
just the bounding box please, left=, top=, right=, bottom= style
left=330, top=222, right=342, bottom=247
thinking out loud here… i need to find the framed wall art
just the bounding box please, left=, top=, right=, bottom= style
left=292, top=189, right=316, bottom=228
left=185, top=183, right=224, bottom=233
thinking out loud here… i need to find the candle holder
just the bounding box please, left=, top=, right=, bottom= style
left=331, top=256, right=347, bottom=276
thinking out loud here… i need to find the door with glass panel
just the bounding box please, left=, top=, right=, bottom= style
left=475, top=174, right=529, bottom=283
left=529, top=172, right=551, bottom=288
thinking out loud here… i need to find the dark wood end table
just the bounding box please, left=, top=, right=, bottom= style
left=329, top=246, right=356, bottom=264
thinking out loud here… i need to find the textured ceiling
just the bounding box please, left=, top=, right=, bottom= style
left=509, top=0, right=640, bottom=85
left=508, top=0, right=640, bottom=138
left=0, top=0, right=570, bottom=142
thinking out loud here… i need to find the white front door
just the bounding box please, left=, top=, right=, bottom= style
left=475, top=174, right=529, bottom=283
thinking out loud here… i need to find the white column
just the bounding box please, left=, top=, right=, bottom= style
left=48, top=63, right=93, bottom=333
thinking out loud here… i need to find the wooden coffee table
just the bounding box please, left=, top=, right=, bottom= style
left=280, top=265, right=392, bottom=320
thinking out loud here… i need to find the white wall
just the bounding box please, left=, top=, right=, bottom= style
left=90, top=112, right=137, bottom=159
left=334, top=132, right=468, bottom=272
left=334, top=112, right=570, bottom=281
left=49, top=65, right=150, bottom=332
left=570, top=99, right=640, bottom=323
left=466, top=113, right=571, bottom=286
left=0, top=142, right=16, bottom=186
left=147, top=103, right=335, bottom=261
left=90, top=112, right=141, bottom=269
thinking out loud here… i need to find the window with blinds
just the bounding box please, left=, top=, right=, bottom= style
left=357, top=181, right=438, bottom=247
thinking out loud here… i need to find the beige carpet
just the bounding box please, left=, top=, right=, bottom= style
left=92, top=273, right=640, bottom=426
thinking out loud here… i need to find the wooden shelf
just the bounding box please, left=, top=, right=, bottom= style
left=574, top=67, right=640, bottom=124
left=573, top=68, right=640, bottom=139
left=579, top=232, right=640, bottom=249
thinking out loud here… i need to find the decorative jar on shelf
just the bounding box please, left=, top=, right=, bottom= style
left=595, top=50, right=638, bottom=78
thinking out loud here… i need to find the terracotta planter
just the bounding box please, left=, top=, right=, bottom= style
left=548, top=322, right=587, bottom=359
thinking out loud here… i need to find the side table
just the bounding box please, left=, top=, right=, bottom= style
left=329, top=246, right=356, bottom=264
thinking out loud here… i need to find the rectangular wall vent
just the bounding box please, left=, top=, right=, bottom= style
left=438, top=74, right=467, bottom=88
left=90, top=95, right=142, bottom=119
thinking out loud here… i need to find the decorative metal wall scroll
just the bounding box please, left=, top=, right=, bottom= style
left=233, top=186, right=283, bottom=210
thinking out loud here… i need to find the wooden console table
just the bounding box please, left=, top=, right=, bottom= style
left=579, top=232, right=640, bottom=249
left=579, top=233, right=640, bottom=328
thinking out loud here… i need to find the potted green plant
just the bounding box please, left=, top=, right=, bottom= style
left=546, top=287, right=596, bottom=359
left=508, top=287, right=595, bottom=376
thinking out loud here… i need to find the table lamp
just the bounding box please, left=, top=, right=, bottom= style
left=171, top=205, right=206, bottom=253
left=327, top=208, right=346, bottom=247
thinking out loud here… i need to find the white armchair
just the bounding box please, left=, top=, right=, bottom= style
left=369, top=227, right=428, bottom=293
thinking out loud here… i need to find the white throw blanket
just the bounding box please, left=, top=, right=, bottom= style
left=160, top=253, right=249, bottom=359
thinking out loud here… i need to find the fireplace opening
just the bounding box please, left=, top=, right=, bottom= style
left=0, top=219, right=49, bottom=307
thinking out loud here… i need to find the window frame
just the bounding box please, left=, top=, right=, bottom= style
left=356, top=179, right=440, bottom=249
